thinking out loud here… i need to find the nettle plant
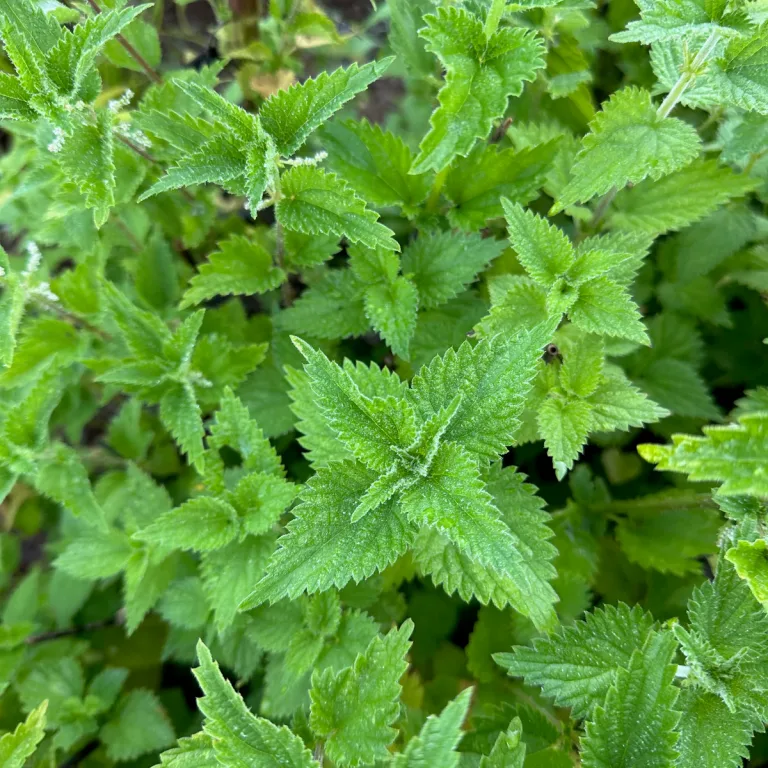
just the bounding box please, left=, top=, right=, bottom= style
left=1, top=0, right=768, bottom=765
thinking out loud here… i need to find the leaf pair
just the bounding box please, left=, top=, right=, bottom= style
left=244, top=325, right=560, bottom=631
left=502, top=202, right=651, bottom=344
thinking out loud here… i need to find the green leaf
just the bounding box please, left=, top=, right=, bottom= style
left=495, top=603, right=657, bottom=719
left=138, top=133, right=248, bottom=202
left=608, top=159, right=758, bottom=236
left=392, top=687, right=473, bottom=767
left=156, top=733, right=218, bottom=768
left=552, top=87, right=700, bottom=212
left=445, top=142, right=559, bottom=229
left=402, top=442, right=556, bottom=632
left=135, top=497, right=239, bottom=553
left=479, top=718, right=526, bottom=768
left=101, top=689, right=175, bottom=762
left=0, top=701, right=47, bottom=768
left=537, top=397, right=593, bottom=479
left=181, top=234, right=285, bottom=309
left=569, top=278, right=649, bottom=344
left=631, top=358, right=720, bottom=420
left=610, top=0, right=715, bottom=44
left=278, top=269, right=368, bottom=341
left=412, top=7, right=545, bottom=173
left=158, top=577, right=209, bottom=630
left=726, top=539, right=768, bottom=608
left=503, top=201, right=574, bottom=287
left=310, top=620, right=413, bottom=767
left=614, top=493, right=721, bottom=576
left=55, top=529, right=133, bottom=580
left=321, top=119, right=430, bottom=211
left=276, top=166, right=399, bottom=252
left=581, top=631, right=680, bottom=768
left=47, top=5, right=150, bottom=97
left=403, top=231, right=505, bottom=310
left=201, top=536, right=274, bottom=632
left=0, top=72, right=34, bottom=120
left=35, top=443, right=107, bottom=531
left=408, top=320, right=556, bottom=461
left=675, top=687, right=754, bottom=768
left=364, top=276, right=419, bottom=359
left=261, top=59, right=393, bottom=156
left=586, top=367, right=669, bottom=431
left=57, top=110, right=116, bottom=227
left=291, top=337, right=416, bottom=472
left=657, top=30, right=768, bottom=115
left=240, top=461, right=417, bottom=608
left=159, top=382, right=205, bottom=472
left=639, top=411, right=768, bottom=496
left=415, top=463, right=557, bottom=631
left=389, top=0, right=435, bottom=76
left=192, top=641, right=316, bottom=767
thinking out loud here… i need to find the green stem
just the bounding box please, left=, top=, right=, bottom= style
left=656, top=30, right=720, bottom=119
left=426, top=167, right=449, bottom=214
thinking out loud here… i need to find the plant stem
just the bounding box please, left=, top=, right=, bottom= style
left=656, top=30, right=720, bottom=120
left=34, top=296, right=111, bottom=340
left=25, top=614, right=123, bottom=645
left=585, top=30, right=721, bottom=236
left=426, top=167, right=449, bottom=214
left=84, top=0, right=163, bottom=84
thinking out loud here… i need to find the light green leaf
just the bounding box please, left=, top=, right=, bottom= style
left=0, top=701, right=47, bottom=768
left=261, top=59, right=393, bottom=156
left=156, top=732, right=218, bottom=768
left=193, top=641, right=316, bottom=766
left=240, top=461, right=417, bottom=608
left=402, top=231, right=505, bottom=310
left=581, top=631, right=680, bottom=768
left=310, top=621, right=413, bottom=767
left=569, top=278, right=649, bottom=344
left=408, top=320, right=556, bottom=461
left=552, top=87, right=700, bottom=212
left=181, top=234, right=285, bottom=309
left=321, top=119, right=430, bottom=211
left=159, top=382, right=205, bottom=472
left=495, top=603, right=657, bottom=719
left=639, top=411, right=768, bottom=496
left=392, top=687, right=473, bottom=767
left=412, top=7, right=545, bottom=173
left=610, top=0, right=715, bottom=44
left=277, top=166, right=399, bottom=252
left=503, top=201, right=574, bottom=287
left=609, top=159, right=758, bottom=236
left=55, top=529, right=133, bottom=580
left=726, top=539, right=768, bottom=608
left=537, top=397, right=593, bottom=479
left=291, top=337, right=416, bottom=471
left=364, top=276, right=419, bottom=359
left=134, top=497, right=239, bottom=553
left=479, top=718, right=526, bottom=768
left=57, top=110, right=116, bottom=227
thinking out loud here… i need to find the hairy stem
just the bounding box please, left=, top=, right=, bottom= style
left=84, top=0, right=163, bottom=84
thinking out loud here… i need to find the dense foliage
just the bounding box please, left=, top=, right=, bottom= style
left=1, top=0, right=768, bottom=765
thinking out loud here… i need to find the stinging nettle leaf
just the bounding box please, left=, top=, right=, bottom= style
left=552, top=87, right=701, bottom=213
left=412, top=7, right=545, bottom=174
left=276, top=166, right=400, bottom=253
left=261, top=58, right=394, bottom=157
